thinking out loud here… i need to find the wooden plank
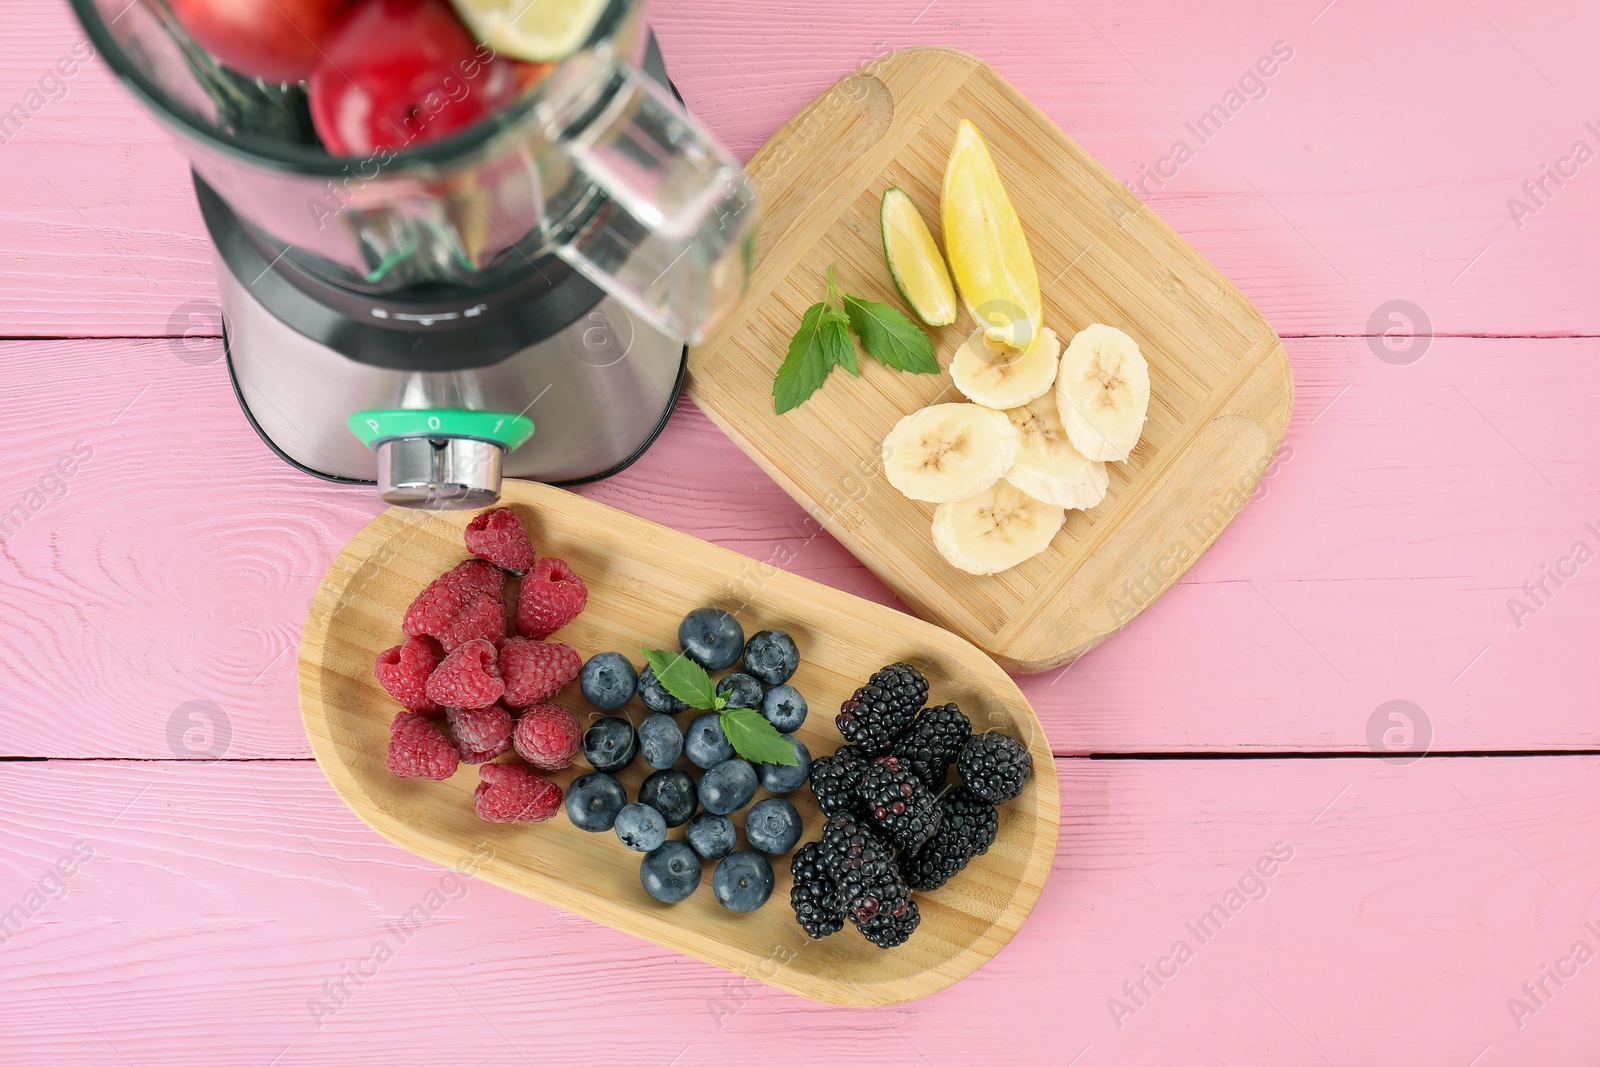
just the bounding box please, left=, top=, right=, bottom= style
left=3, top=0, right=1599, bottom=336
left=1, top=757, right=1597, bottom=1063
left=0, top=334, right=1595, bottom=756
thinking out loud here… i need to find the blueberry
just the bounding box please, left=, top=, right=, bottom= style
left=638, top=768, right=697, bottom=827
left=637, top=664, right=690, bottom=715
left=678, top=608, right=744, bottom=671
left=759, top=684, right=807, bottom=733
left=638, top=713, right=684, bottom=768
left=742, top=629, right=799, bottom=685
left=566, top=772, right=627, bottom=832
left=640, top=841, right=701, bottom=904
left=713, top=851, right=774, bottom=913
left=684, top=712, right=734, bottom=769
left=685, top=812, right=737, bottom=860
left=757, top=736, right=811, bottom=795
left=715, top=672, right=763, bottom=711
left=698, top=758, right=758, bottom=815
left=579, top=652, right=637, bottom=710
left=614, top=803, right=667, bottom=852
left=582, top=716, right=637, bottom=773
left=743, top=798, right=802, bottom=855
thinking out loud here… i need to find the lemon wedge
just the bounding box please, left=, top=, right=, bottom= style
left=881, top=188, right=958, bottom=327
left=941, top=119, right=1042, bottom=353
left=450, top=0, right=608, bottom=63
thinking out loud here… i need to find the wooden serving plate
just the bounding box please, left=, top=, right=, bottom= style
left=687, top=47, right=1293, bottom=673
left=297, top=481, right=1059, bottom=1006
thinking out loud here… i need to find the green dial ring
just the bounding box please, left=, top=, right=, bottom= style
left=347, top=409, right=535, bottom=451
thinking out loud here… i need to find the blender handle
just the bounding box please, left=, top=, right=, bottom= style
left=538, top=55, right=757, bottom=344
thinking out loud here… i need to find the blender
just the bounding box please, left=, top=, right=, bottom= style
left=71, top=0, right=757, bottom=507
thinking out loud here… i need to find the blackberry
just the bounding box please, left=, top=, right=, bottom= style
left=835, top=662, right=927, bottom=754
left=957, top=732, right=1033, bottom=804
left=857, top=897, right=921, bottom=949
left=858, top=755, right=942, bottom=853
left=819, top=814, right=917, bottom=948
left=808, top=745, right=867, bottom=817
left=901, top=787, right=999, bottom=891
left=788, top=842, right=845, bottom=939
left=889, top=702, right=971, bottom=789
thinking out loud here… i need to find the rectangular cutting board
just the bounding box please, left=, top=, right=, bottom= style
left=686, top=47, right=1293, bottom=673
left=297, top=480, right=1059, bottom=1006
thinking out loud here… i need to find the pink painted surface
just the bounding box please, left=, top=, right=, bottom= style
left=1, top=0, right=1597, bottom=1062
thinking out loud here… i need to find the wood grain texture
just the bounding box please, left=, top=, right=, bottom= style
left=688, top=48, right=1293, bottom=672
left=5, top=0, right=1600, bottom=336
left=2, top=756, right=1598, bottom=1064
left=1, top=334, right=1594, bottom=757
left=297, top=480, right=1059, bottom=1004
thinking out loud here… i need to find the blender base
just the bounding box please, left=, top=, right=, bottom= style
left=215, top=244, right=690, bottom=487
left=222, top=326, right=687, bottom=490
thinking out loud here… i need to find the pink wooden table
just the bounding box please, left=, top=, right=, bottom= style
left=3, top=0, right=1598, bottom=1062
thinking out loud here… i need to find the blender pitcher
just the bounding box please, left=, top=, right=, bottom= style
left=71, top=0, right=759, bottom=506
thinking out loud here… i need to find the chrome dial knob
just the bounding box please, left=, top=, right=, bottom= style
left=375, top=436, right=504, bottom=509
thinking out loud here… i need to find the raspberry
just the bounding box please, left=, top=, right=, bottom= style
left=515, top=557, right=588, bottom=639
left=387, top=711, right=459, bottom=780
left=445, top=593, right=508, bottom=651
left=404, top=559, right=508, bottom=653
left=464, top=507, right=535, bottom=575
left=374, top=635, right=440, bottom=713
left=512, top=702, right=583, bottom=771
left=498, top=637, right=581, bottom=708
left=474, top=762, right=562, bottom=823
left=425, top=638, right=504, bottom=709
left=446, top=703, right=514, bottom=763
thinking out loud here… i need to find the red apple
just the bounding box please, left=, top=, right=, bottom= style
left=169, top=0, right=356, bottom=83
left=307, top=0, right=518, bottom=157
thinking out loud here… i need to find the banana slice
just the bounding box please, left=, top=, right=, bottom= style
left=1003, top=392, right=1109, bottom=509
left=1055, top=323, right=1150, bottom=462
left=931, top=479, right=1064, bottom=575
left=950, top=326, right=1060, bottom=410
left=882, top=403, right=1018, bottom=503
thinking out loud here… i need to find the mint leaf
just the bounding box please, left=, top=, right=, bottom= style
left=843, top=295, right=939, bottom=374
left=773, top=302, right=842, bottom=414
left=640, top=647, right=718, bottom=709
left=713, top=691, right=729, bottom=711
left=721, top=707, right=799, bottom=765
left=820, top=309, right=858, bottom=377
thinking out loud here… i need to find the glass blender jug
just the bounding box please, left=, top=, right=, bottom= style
left=71, top=0, right=758, bottom=506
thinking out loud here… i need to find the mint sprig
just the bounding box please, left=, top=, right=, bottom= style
left=843, top=295, right=938, bottom=374
left=772, top=268, right=938, bottom=414
left=641, top=647, right=799, bottom=766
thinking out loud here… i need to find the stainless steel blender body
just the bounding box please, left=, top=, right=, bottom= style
left=71, top=0, right=757, bottom=506
left=216, top=242, right=687, bottom=489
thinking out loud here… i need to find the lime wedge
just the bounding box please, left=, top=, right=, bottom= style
left=881, top=188, right=958, bottom=327
left=941, top=120, right=1042, bottom=353
left=450, top=0, right=608, bottom=63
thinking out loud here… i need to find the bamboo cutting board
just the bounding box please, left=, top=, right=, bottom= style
left=298, top=481, right=1059, bottom=1006
left=687, top=47, right=1293, bottom=673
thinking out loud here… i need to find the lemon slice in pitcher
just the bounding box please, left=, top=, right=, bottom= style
left=451, top=0, right=608, bottom=62
left=881, top=188, right=958, bottom=327
left=942, top=119, right=1043, bottom=353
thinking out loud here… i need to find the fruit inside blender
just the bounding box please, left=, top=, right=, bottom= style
left=154, top=0, right=574, bottom=154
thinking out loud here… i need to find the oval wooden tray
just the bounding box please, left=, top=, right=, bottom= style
left=297, top=480, right=1059, bottom=1006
